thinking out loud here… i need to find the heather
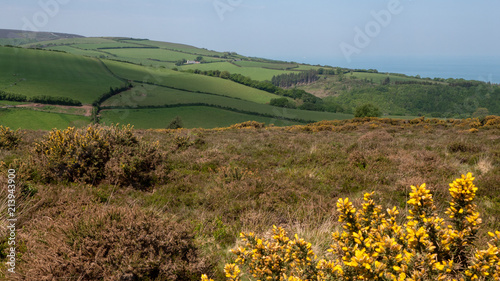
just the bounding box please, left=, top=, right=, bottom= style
left=0, top=117, right=499, bottom=280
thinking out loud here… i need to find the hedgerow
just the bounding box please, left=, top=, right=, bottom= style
left=203, top=173, right=500, bottom=281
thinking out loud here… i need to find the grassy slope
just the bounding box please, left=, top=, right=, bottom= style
left=179, top=62, right=298, bottom=81
left=100, top=106, right=303, bottom=128
left=0, top=108, right=89, bottom=130
left=21, top=37, right=115, bottom=47
left=103, top=48, right=224, bottom=63
left=102, top=85, right=353, bottom=122
left=45, top=45, right=108, bottom=57
left=0, top=47, right=124, bottom=104
left=233, top=60, right=299, bottom=69
left=102, top=60, right=283, bottom=104
left=119, top=39, right=228, bottom=57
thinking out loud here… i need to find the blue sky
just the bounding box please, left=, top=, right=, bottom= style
left=2, top=0, right=500, bottom=66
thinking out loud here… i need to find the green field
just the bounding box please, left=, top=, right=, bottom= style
left=103, top=48, right=224, bottom=63
left=0, top=46, right=124, bottom=104
left=351, top=72, right=430, bottom=84
left=45, top=45, right=108, bottom=57
left=0, top=108, right=90, bottom=130
left=102, top=85, right=353, bottom=122
left=119, top=39, right=227, bottom=57
left=22, top=37, right=115, bottom=47
left=179, top=62, right=298, bottom=81
left=71, top=42, right=144, bottom=49
left=100, top=106, right=303, bottom=128
left=102, top=60, right=283, bottom=104
left=0, top=38, right=39, bottom=46
left=233, top=60, right=299, bottom=70
left=0, top=101, right=27, bottom=106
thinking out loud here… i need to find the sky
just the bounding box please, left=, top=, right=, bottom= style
left=2, top=0, right=500, bottom=68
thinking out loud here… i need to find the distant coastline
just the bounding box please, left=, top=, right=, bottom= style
left=284, top=55, right=500, bottom=84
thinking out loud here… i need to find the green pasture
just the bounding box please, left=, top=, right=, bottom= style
left=71, top=42, right=143, bottom=49
left=180, top=62, right=298, bottom=81
left=0, top=108, right=90, bottom=130
left=351, top=72, right=427, bottom=83
left=103, top=48, right=224, bottom=63
left=45, top=45, right=108, bottom=57
left=0, top=46, right=124, bottom=104
left=102, top=85, right=353, bottom=122
left=293, top=65, right=336, bottom=71
left=0, top=101, right=27, bottom=106
left=0, top=38, right=38, bottom=46
left=21, top=37, right=114, bottom=47
left=234, top=60, right=299, bottom=70
left=102, top=60, right=282, bottom=104
left=100, top=106, right=303, bottom=129
left=118, top=39, right=226, bottom=57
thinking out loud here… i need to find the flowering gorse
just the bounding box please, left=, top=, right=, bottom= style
left=32, top=124, right=163, bottom=188
left=203, top=173, right=500, bottom=280
left=0, top=125, right=22, bottom=149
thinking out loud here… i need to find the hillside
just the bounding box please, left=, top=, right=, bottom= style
left=0, top=36, right=353, bottom=129
left=296, top=71, right=500, bottom=118
left=0, top=31, right=499, bottom=130
left=0, top=28, right=83, bottom=46
left=1, top=119, right=499, bottom=279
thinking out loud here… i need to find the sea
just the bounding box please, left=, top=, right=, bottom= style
left=300, top=56, right=500, bottom=84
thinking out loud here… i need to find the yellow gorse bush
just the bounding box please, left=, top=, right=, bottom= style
left=204, top=173, right=500, bottom=280
left=0, top=125, right=22, bottom=149
left=32, top=124, right=163, bottom=188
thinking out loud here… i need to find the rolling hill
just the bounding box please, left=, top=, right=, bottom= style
left=0, top=30, right=499, bottom=129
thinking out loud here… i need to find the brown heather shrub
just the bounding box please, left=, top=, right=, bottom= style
left=7, top=184, right=211, bottom=281
left=104, top=141, right=164, bottom=189
left=357, top=130, right=394, bottom=150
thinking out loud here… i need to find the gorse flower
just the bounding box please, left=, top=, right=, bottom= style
left=206, top=173, right=500, bottom=281
left=32, top=124, right=162, bottom=188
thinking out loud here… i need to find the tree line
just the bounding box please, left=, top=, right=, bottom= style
left=0, top=90, right=82, bottom=106
left=271, top=70, right=320, bottom=88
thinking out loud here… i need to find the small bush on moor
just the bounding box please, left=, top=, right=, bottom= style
left=0, top=125, right=22, bottom=149
left=32, top=124, right=164, bottom=188
left=203, top=173, right=500, bottom=281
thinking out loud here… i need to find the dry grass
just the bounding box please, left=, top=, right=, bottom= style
left=1, top=118, right=499, bottom=279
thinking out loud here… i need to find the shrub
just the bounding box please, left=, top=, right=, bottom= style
left=229, top=121, right=265, bottom=129
left=20, top=205, right=211, bottom=280
left=204, top=173, right=500, bottom=281
left=0, top=125, right=22, bottom=149
left=168, top=116, right=184, bottom=129
left=355, top=103, right=382, bottom=118
left=32, top=124, right=164, bottom=188
left=33, top=125, right=112, bottom=183
left=105, top=141, right=164, bottom=189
